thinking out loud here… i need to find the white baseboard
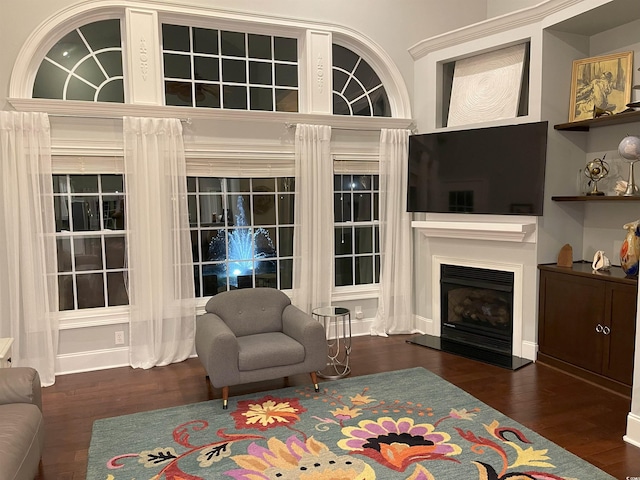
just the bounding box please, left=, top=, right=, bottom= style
left=624, top=412, right=640, bottom=448
left=55, top=347, right=129, bottom=375
left=414, top=314, right=433, bottom=335
left=521, top=340, right=537, bottom=361
left=52, top=318, right=538, bottom=375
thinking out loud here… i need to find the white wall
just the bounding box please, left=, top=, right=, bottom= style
left=487, top=0, right=541, bottom=18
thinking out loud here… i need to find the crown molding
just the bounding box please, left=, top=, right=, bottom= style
left=408, top=0, right=585, bottom=60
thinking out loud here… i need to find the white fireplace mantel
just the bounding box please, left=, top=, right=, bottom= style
left=412, top=219, right=537, bottom=243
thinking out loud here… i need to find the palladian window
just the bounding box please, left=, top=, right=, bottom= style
left=332, top=44, right=390, bottom=117
left=33, top=19, right=124, bottom=103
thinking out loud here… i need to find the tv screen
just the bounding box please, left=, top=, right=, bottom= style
left=407, top=121, right=548, bottom=215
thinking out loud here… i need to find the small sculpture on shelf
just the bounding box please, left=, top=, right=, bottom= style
left=583, top=156, right=609, bottom=196
left=620, top=220, right=640, bottom=276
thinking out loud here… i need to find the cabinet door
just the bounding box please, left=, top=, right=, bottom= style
left=602, top=283, right=637, bottom=385
left=539, top=271, right=605, bottom=372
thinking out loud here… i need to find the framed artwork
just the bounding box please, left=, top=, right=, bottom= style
left=569, top=51, right=633, bottom=122
left=448, top=43, right=527, bottom=127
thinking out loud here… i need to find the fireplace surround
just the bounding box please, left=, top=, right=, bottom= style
left=408, top=255, right=531, bottom=370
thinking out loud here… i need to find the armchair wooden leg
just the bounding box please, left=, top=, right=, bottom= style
left=222, top=386, right=229, bottom=409
left=310, top=372, right=319, bottom=392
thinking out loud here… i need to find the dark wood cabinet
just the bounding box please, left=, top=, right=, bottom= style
left=537, top=262, right=637, bottom=396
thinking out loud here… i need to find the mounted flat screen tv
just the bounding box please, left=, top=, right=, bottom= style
left=407, top=121, right=548, bottom=215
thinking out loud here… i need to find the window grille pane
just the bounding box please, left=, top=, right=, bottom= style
left=275, top=64, right=297, bottom=87
left=333, top=94, right=350, bottom=116
left=222, top=58, right=246, bottom=83
left=279, top=259, right=293, bottom=289
left=274, top=37, right=297, bottom=61
left=250, top=87, right=273, bottom=111
left=33, top=62, right=67, bottom=99
left=333, top=44, right=358, bottom=72
left=97, top=80, right=124, bottom=103
left=194, top=56, right=219, bottom=81
left=335, top=258, right=353, bottom=287
left=80, top=19, right=121, bottom=50
left=223, top=85, right=247, bottom=109
left=66, top=79, right=96, bottom=102
left=195, top=83, right=220, bottom=108
left=275, top=89, right=298, bottom=112
left=58, top=276, right=74, bottom=311
left=107, top=272, right=128, bottom=306
left=164, top=53, right=192, bottom=79
left=355, top=226, right=373, bottom=254
left=193, top=27, right=218, bottom=54
left=76, top=273, right=105, bottom=308
left=335, top=227, right=353, bottom=255
left=105, top=236, right=126, bottom=268
left=249, top=62, right=272, bottom=85
left=253, top=195, right=276, bottom=225
left=249, top=34, right=272, bottom=59
left=57, top=238, right=72, bottom=272
left=165, top=81, right=193, bottom=106
left=54, top=197, right=70, bottom=232
left=96, top=52, right=122, bottom=77
left=279, top=227, right=294, bottom=256
left=277, top=194, right=295, bottom=224
left=221, top=31, right=245, bottom=57
left=163, top=24, right=190, bottom=51
left=355, top=256, right=374, bottom=284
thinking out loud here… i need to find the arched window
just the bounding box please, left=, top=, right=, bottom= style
left=332, top=44, right=390, bottom=117
left=32, top=19, right=124, bottom=103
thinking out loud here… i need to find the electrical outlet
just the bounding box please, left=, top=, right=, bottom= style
left=115, top=331, right=125, bottom=345
left=354, top=306, right=364, bottom=319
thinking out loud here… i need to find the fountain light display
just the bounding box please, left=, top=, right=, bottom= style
left=208, top=195, right=275, bottom=287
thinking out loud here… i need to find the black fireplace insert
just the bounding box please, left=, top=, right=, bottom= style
left=440, top=264, right=514, bottom=356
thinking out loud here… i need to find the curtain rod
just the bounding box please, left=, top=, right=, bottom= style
left=47, top=113, right=193, bottom=125
left=284, top=122, right=417, bottom=133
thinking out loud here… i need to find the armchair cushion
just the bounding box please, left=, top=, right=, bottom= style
left=238, top=332, right=305, bottom=371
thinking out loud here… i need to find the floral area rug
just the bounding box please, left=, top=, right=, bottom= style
left=87, top=367, right=614, bottom=479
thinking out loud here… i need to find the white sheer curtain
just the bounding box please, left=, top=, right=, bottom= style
left=371, top=128, right=414, bottom=335
left=123, top=117, right=195, bottom=369
left=292, top=124, right=333, bottom=314
left=0, top=112, right=58, bottom=386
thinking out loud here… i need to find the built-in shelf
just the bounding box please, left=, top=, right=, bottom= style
left=552, top=195, right=640, bottom=202
left=554, top=110, right=640, bottom=132
left=411, top=220, right=536, bottom=243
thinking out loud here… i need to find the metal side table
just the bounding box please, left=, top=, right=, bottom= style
left=312, top=306, right=351, bottom=379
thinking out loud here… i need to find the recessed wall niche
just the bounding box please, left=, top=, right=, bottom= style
left=439, top=42, right=530, bottom=128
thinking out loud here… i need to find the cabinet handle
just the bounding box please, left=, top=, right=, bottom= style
left=602, top=326, right=611, bottom=335
left=595, top=324, right=603, bottom=333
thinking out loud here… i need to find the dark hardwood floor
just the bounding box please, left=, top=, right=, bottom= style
left=36, top=334, right=640, bottom=479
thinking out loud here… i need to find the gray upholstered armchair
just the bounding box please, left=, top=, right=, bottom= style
left=195, top=287, right=328, bottom=408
